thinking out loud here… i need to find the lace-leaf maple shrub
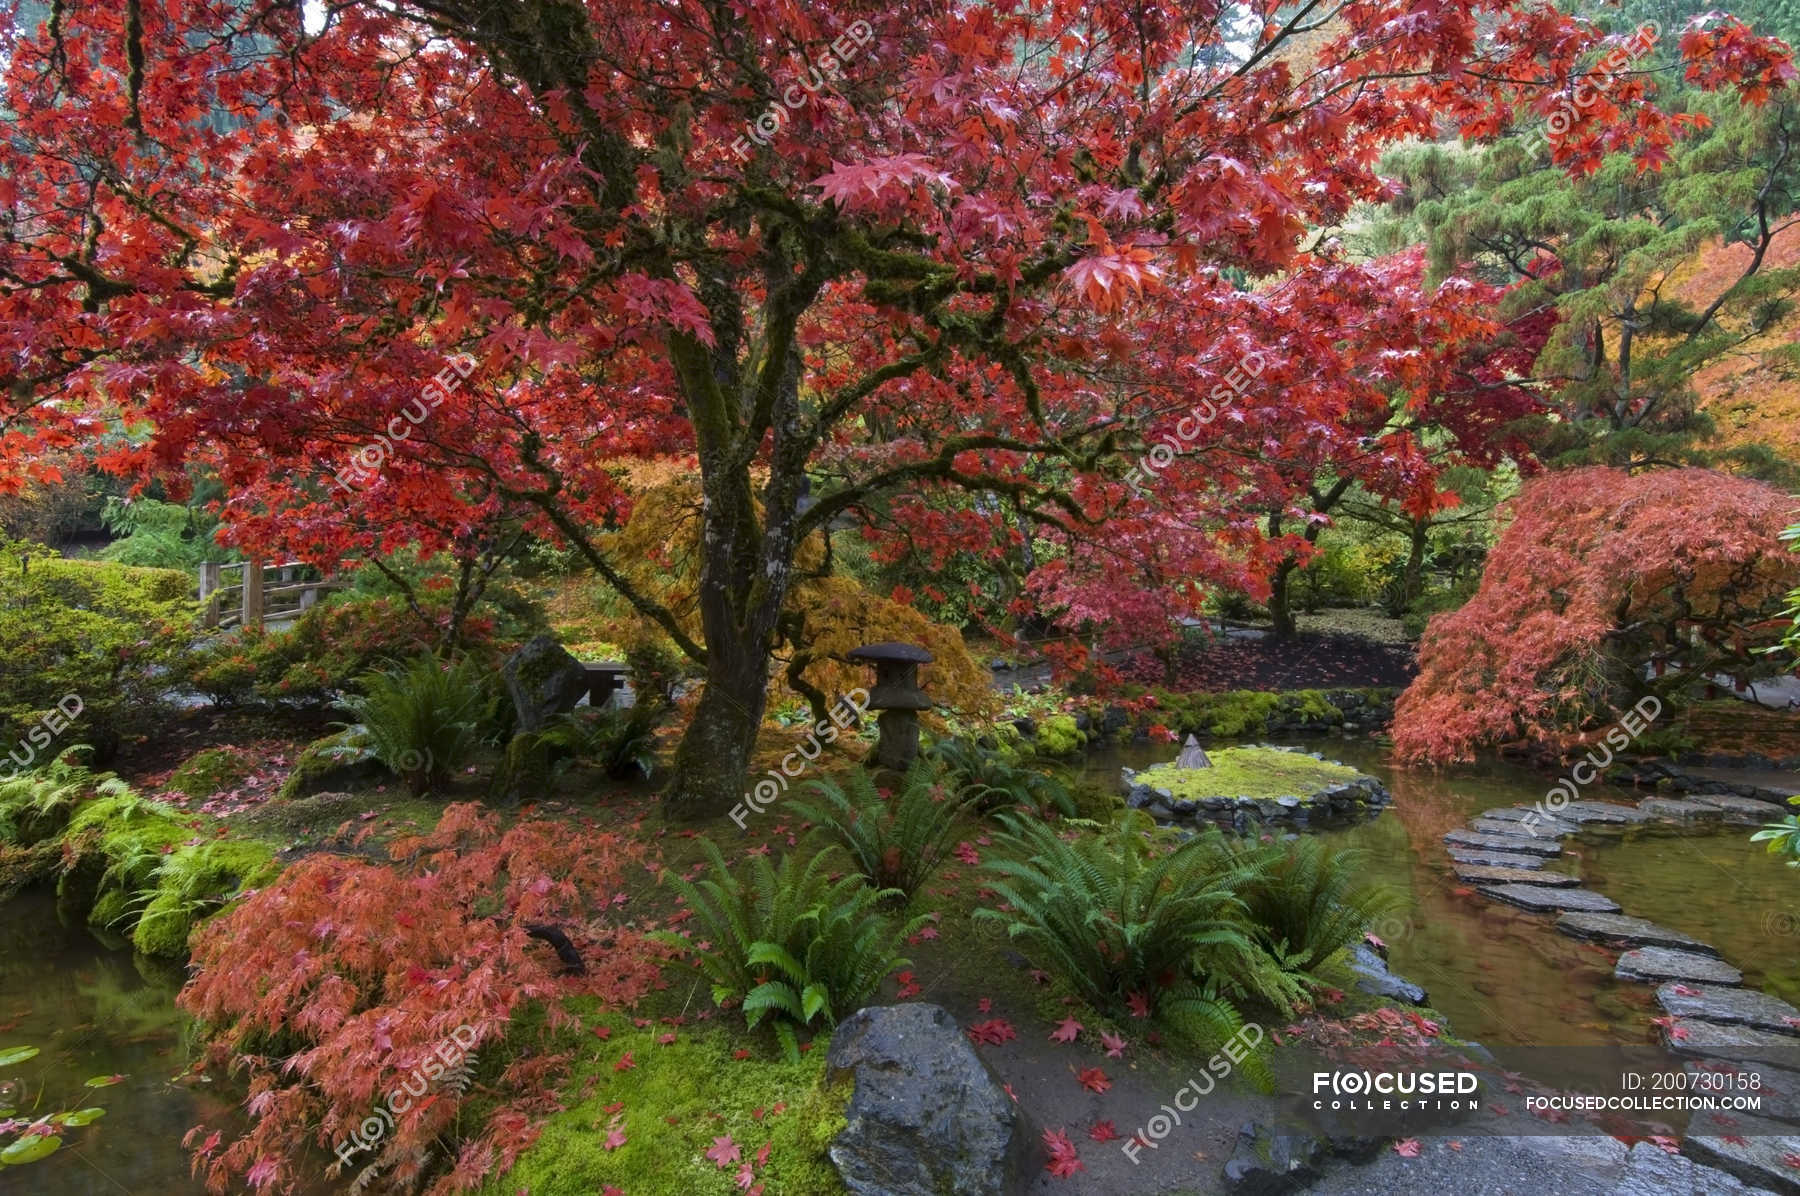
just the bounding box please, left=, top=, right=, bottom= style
left=1393, top=467, right=1797, bottom=764
left=177, top=804, right=666, bottom=1194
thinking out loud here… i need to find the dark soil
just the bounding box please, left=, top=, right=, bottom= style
left=1119, top=631, right=1418, bottom=693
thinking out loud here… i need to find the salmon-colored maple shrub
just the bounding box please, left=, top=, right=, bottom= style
left=1393, top=467, right=1798, bottom=764
left=178, top=804, right=665, bottom=1194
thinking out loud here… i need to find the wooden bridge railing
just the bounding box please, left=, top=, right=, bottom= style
left=198, top=559, right=347, bottom=631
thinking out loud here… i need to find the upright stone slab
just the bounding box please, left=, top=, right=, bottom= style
left=827, top=1004, right=1036, bottom=1196
left=501, top=635, right=589, bottom=733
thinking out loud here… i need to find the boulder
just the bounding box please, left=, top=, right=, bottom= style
left=1222, top=1121, right=1325, bottom=1195
left=1347, top=944, right=1429, bottom=1006
left=276, top=726, right=381, bottom=800
left=827, top=1004, right=1036, bottom=1196
left=501, top=635, right=589, bottom=733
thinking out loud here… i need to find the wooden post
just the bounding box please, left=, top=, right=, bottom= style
left=198, top=563, right=221, bottom=629
left=243, top=557, right=265, bottom=631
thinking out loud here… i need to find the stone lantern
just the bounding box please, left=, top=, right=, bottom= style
left=847, top=641, right=934, bottom=770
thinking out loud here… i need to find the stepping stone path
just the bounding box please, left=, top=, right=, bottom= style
left=1478, top=882, right=1620, bottom=913
left=1453, top=863, right=1578, bottom=886
left=1656, top=983, right=1800, bottom=1035
left=1443, top=829, right=1562, bottom=856
left=1615, top=947, right=1743, bottom=986
left=1555, top=912, right=1721, bottom=955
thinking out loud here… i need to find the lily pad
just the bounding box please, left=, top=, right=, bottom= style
left=83, top=1074, right=125, bottom=1088
left=1, top=1132, right=61, bottom=1164
left=0, top=1048, right=40, bottom=1068
left=57, top=1108, right=105, bottom=1127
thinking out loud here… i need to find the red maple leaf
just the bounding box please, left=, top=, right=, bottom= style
left=1077, top=1067, right=1111, bottom=1093
left=967, top=1019, right=1017, bottom=1046
left=1394, top=1138, right=1423, bottom=1157
left=1088, top=1120, right=1121, bottom=1143
left=1042, top=1128, right=1085, bottom=1178
left=706, top=1135, right=742, bottom=1169
left=1050, top=1017, right=1083, bottom=1044
left=1100, top=1030, right=1127, bottom=1058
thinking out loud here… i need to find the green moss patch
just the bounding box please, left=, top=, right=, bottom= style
left=1034, top=713, right=1085, bottom=756
left=486, top=1021, right=848, bottom=1196
left=276, top=726, right=379, bottom=800
left=165, top=746, right=258, bottom=798
left=1133, top=746, right=1363, bottom=801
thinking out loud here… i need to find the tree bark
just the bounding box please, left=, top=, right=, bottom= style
left=1268, top=556, right=1299, bottom=640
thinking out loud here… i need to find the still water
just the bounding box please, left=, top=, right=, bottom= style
left=1084, top=736, right=1800, bottom=1049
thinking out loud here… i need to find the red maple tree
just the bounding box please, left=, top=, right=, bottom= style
left=1, top=1, right=1790, bottom=814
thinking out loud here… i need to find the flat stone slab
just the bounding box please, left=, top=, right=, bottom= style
left=1555, top=912, right=1720, bottom=955
left=1477, top=883, right=1619, bottom=913
left=1687, top=793, right=1789, bottom=824
left=1558, top=801, right=1655, bottom=824
left=1453, top=863, right=1579, bottom=887
left=1443, top=829, right=1561, bottom=857
left=1658, top=984, right=1800, bottom=1034
left=1639, top=797, right=1726, bottom=822
left=1446, top=847, right=1545, bottom=869
left=1470, top=816, right=1577, bottom=840
left=1664, top=1017, right=1800, bottom=1061
left=1684, top=1121, right=1800, bottom=1193
left=1616, top=947, right=1744, bottom=986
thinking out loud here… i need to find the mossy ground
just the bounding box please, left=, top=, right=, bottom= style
left=164, top=746, right=257, bottom=797
left=1133, top=746, right=1364, bottom=800
left=484, top=1017, right=848, bottom=1196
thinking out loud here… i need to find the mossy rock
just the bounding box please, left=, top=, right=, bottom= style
left=166, top=746, right=258, bottom=799
left=1132, top=746, right=1364, bottom=801
left=1034, top=714, right=1086, bottom=757
left=277, top=726, right=380, bottom=800
left=485, top=1022, right=849, bottom=1195
left=128, top=839, right=279, bottom=959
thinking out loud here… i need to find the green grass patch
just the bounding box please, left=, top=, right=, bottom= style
left=1133, top=746, right=1363, bottom=800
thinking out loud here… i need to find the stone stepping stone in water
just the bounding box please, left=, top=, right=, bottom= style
left=1687, top=792, right=1790, bottom=825
left=1452, top=863, right=1579, bottom=886
left=1476, top=883, right=1620, bottom=914
left=1638, top=796, right=1726, bottom=822
left=1446, top=846, right=1546, bottom=869
left=1557, top=801, right=1655, bottom=825
left=1685, top=1123, right=1800, bottom=1192
left=1657, top=983, right=1800, bottom=1035
left=1662, top=1017, right=1800, bottom=1065
left=1615, top=947, right=1744, bottom=986
left=1469, top=816, right=1577, bottom=840
left=1555, top=911, right=1721, bottom=956
left=1443, top=829, right=1562, bottom=857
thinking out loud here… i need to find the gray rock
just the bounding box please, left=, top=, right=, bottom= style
left=1558, top=801, right=1656, bottom=825
left=1454, top=864, right=1579, bottom=887
left=1471, top=815, right=1578, bottom=839
left=1478, top=884, right=1620, bottom=913
left=1683, top=1120, right=1800, bottom=1194
left=1448, top=847, right=1546, bottom=869
left=1662, top=1018, right=1800, bottom=1060
left=1686, top=793, right=1787, bottom=824
left=501, top=634, right=589, bottom=733
left=1615, top=948, right=1743, bottom=987
left=1616, top=1140, right=1757, bottom=1196
left=1555, top=912, right=1720, bottom=956
left=826, top=1004, right=1036, bottom=1196
left=1638, top=797, right=1726, bottom=822
left=1222, top=1120, right=1324, bottom=1195
left=1444, top=830, right=1562, bottom=857
left=1656, top=983, right=1800, bottom=1034
left=1347, top=944, right=1428, bottom=1006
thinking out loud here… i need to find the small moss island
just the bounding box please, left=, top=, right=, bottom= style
left=1122, top=744, right=1391, bottom=828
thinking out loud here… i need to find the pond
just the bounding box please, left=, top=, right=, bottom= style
left=0, top=889, right=249, bottom=1196
left=1083, top=736, right=1800, bottom=1050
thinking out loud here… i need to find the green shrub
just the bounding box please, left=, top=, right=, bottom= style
left=927, top=738, right=1075, bottom=817
left=653, top=840, right=925, bottom=1060
left=335, top=654, right=498, bottom=794
left=1216, top=836, right=1398, bottom=973
left=791, top=762, right=970, bottom=900
left=1035, top=713, right=1085, bottom=756
left=0, top=543, right=195, bottom=759
left=97, top=497, right=225, bottom=570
